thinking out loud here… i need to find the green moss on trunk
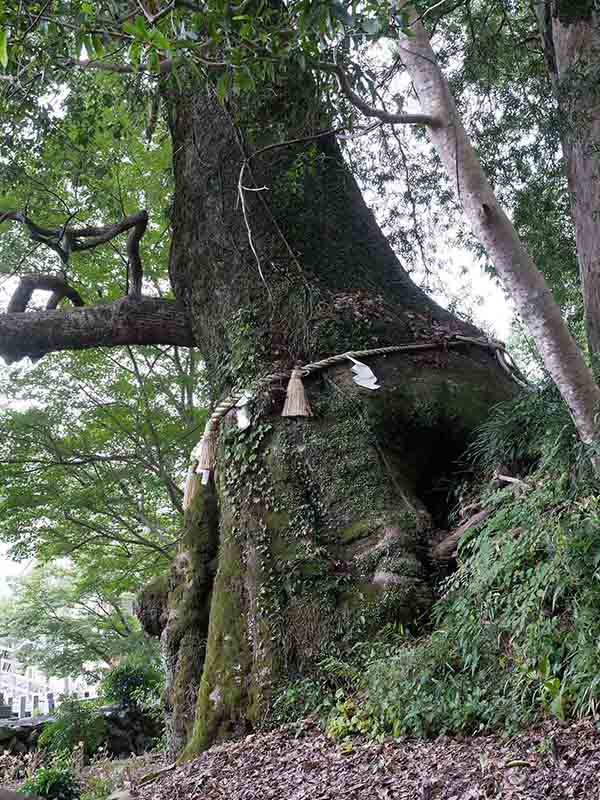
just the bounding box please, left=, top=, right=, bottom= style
left=177, top=349, right=516, bottom=758
left=164, top=65, right=517, bottom=760
left=160, top=481, right=220, bottom=758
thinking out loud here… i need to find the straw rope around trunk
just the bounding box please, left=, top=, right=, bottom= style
left=182, top=335, right=529, bottom=505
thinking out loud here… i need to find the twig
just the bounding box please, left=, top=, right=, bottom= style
left=138, top=762, right=177, bottom=786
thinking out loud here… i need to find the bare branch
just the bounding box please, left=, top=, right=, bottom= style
left=116, top=0, right=203, bottom=25
left=63, top=57, right=174, bottom=75
left=317, top=62, right=441, bottom=127
left=64, top=38, right=226, bottom=76
left=1, top=209, right=149, bottom=299
left=0, top=210, right=71, bottom=263
left=431, top=508, right=493, bottom=561
left=68, top=210, right=148, bottom=253
left=7, top=274, right=85, bottom=313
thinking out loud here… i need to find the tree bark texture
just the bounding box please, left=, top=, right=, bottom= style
left=397, top=8, right=600, bottom=445
left=137, top=77, right=517, bottom=758
left=166, top=78, right=471, bottom=393
left=0, top=297, right=193, bottom=363
left=536, top=1, right=600, bottom=359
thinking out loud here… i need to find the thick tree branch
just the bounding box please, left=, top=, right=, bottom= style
left=67, top=210, right=148, bottom=254
left=0, top=296, right=194, bottom=364
left=0, top=210, right=71, bottom=263
left=1, top=208, right=147, bottom=265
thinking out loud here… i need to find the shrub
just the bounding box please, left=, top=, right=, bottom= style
left=268, top=628, right=410, bottom=729
left=467, top=378, right=594, bottom=480
left=21, top=760, right=80, bottom=800
left=79, top=775, right=113, bottom=800
left=359, top=392, right=600, bottom=739
left=100, top=657, right=163, bottom=708
left=269, top=676, right=327, bottom=725
left=38, top=697, right=106, bottom=758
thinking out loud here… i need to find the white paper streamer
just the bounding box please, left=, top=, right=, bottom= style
left=348, top=356, right=380, bottom=390
left=235, top=390, right=253, bottom=430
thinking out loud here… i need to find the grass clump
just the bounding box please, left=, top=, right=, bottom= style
left=22, top=757, right=80, bottom=800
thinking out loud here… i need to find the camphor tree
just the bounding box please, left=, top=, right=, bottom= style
left=0, top=0, right=598, bottom=756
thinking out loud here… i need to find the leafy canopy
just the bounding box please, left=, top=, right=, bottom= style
left=0, top=344, right=205, bottom=676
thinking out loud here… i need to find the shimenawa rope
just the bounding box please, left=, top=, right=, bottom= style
left=183, top=335, right=527, bottom=507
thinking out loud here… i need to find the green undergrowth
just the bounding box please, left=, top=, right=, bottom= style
left=270, top=380, right=600, bottom=741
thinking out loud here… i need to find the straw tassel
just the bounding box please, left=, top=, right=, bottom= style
left=182, top=462, right=201, bottom=511
left=282, top=368, right=312, bottom=417
left=194, top=427, right=218, bottom=471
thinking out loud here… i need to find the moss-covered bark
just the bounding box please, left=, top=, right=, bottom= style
left=181, top=349, right=515, bottom=756
left=138, top=480, right=219, bottom=758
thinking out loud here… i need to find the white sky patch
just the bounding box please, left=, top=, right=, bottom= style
left=429, top=248, right=514, bottom=341
left=0, top=547, right=30, bottom=597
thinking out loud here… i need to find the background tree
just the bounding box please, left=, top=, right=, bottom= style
left=0, top=345, right=204, bottom=566
left=0, top=342, right=204, bottom=675
left=0, top=562, right=155, bottom=679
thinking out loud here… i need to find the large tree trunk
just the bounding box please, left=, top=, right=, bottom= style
left=139, top=77, right=516, bottom=758
left=536, top=2, right=600, bottom=359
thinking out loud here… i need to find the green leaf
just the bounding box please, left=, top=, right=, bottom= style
left=550, top=690, right=566, bottom=721
left=150, top=29, right=171, bottom=50
left=122, top=20, right=138, bottom=37
left=216, top=71, right=231, bottom=101
left=123, top=15, right=148, bottom=40
left=129, top=41, right=142, bottom=67
left=0, top=29, right=9, bottom=69
left=91, top=34, right=105, bottom=58
left=147, top=49, right=161, bottom=72
left=236, top=68, right=256, bottom=93
left=0, top=192, right=18, bottom=212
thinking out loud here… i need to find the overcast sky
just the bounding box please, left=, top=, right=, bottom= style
left=0, top=548, right=29, bottom=597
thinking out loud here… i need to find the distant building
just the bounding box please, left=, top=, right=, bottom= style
left=0, top=639, right=98, bottom=717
